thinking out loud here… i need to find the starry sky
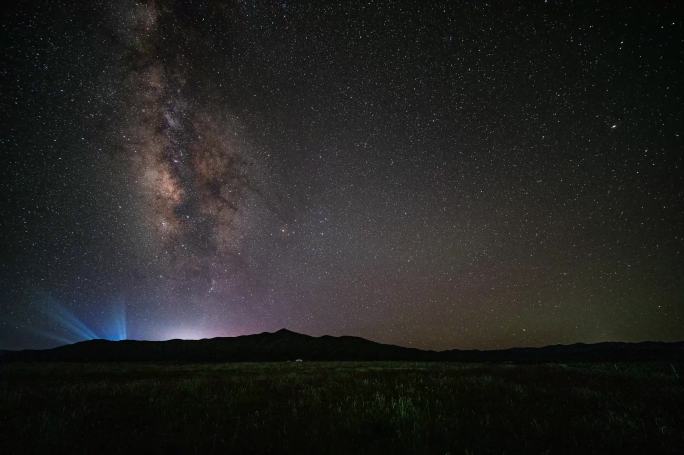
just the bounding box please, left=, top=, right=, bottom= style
left=2, top=0, right=683, bottom=350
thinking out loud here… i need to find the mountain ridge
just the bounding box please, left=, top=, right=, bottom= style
left=1, top=329, right=682, bottom=363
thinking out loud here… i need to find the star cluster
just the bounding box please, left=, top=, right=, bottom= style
left=2, top=0, right=682, bottom=350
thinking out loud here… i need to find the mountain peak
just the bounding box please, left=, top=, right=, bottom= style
left=274, top=328, right=299, bottom=335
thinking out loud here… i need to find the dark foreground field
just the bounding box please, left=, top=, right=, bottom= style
left=1, top=362, right=683, bottom=454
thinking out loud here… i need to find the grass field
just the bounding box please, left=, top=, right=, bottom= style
left=1, top=361, right=682, bottom=453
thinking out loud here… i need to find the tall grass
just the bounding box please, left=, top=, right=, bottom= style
left=1, top=362, right=682, bottom=453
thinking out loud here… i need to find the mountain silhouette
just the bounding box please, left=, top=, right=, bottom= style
left=1, top=329, right=682, bottom=363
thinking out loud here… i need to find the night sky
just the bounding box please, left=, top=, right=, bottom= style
left=2, top=1, right=683, bottom=351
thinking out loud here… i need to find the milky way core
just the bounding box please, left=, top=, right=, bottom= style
left=120, top=2, right=266, bottom=297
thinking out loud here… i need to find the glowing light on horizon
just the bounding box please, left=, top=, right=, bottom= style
left=30, top=292, right=128, bottom=345
left=160, top=327, right=210, bottom=340
left=100, top=300, right=128, bottom=341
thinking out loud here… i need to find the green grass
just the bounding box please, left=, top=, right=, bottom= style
left=1, top=362, right=682, bottom=453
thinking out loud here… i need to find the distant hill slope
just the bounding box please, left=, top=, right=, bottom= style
left=1, top=329, right=683, bottom=363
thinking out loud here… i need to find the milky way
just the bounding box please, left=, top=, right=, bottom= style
left=2, top=0, right=683, bottom=350
left=118, top=1, right=268, bottom=301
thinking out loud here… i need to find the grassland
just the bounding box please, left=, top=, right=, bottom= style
left=1, top=361, right=682, bottom=453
